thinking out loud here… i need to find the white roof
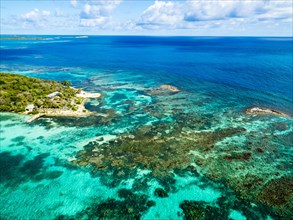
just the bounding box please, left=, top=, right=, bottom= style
left=47, top=91, right=60, bottom=98
left=26, top=104, right=34, bottom=111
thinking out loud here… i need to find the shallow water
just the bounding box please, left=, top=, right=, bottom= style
left=0, top=36, right=292, bottom=219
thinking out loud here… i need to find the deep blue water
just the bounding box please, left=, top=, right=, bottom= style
left=0, top=36, right=292, bottom=219
left=1, top=36, right=292, bottom=114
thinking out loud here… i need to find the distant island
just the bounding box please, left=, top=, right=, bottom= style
left=246, top=107, right=289, bottom=117
left=0, top=36, right=47, bottom=41
left=0, top=73, right=101, bottom=122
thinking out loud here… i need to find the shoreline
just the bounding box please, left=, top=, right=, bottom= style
left=245, top=107, right=290, bottom=118
left=25, top=90, right=101, bottom=122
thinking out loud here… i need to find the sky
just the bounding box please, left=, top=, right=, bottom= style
left=1, top=0, right=292, bottom=36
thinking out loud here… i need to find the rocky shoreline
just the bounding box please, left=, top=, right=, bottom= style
left=26, top=90, right=101, bottom=122
left=145, top=84, right=180, bottom=96
left=245, top=107, right=290, bottom=117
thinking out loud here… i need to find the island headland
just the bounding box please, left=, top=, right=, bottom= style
left=0, top=72, right=101, bottom=122
left=246, top=107, right=290, bottom=117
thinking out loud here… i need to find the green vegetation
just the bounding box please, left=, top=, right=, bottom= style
left=0, top=73, right=78, bottom=113
left=76, top=97, right=82, bottom=104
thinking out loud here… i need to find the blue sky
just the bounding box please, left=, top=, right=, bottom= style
left=1, top=0, right=292, bottom=36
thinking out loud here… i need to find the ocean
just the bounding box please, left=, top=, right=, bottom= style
left=0, top=36, right=292, bottom=219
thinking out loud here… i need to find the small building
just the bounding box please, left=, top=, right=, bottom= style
left=47, top=91, right=60, bottom=99
left=25, top=104, right=35, bottom=112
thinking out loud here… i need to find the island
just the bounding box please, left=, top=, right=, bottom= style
left=0, top=36, right=47, bottom=41
left=0, top=73, right=101, bottom=122
left=146, top=84, right=180, bottom=96
left=245, top=107, right=289, bottom=117
left=159, top=84, right=180, bottom=92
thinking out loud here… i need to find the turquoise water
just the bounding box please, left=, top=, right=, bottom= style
left=0, top=36, right=292, bottom=219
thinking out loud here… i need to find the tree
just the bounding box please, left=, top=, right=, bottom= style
left=62, top=80, right=72, bottom=87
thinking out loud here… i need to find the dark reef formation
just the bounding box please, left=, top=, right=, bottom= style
left=70, top=108, right=293, bottom=218
left=257, top=177, right=293, bottom=217
left=0, top=151, right=62, bottom=187
left=154, top=188, right=168, bottom=198
left=53, top=79, right=293, bottom=219
left=73, top=116, right=246, bottom=178
left=180, top=200, right=227, bottom=220
left=56, top=189, right=155, bottom=220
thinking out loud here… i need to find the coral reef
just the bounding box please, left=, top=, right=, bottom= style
left=56, top=189, right=155, bottom=220
left=73, top=117, right=245, bottom=178
left=257, top=177, right=293, bottom=217
left=68, top=84, right=293, bottom=219
left=154, top=188, right=168, bottom=198
left=179, top=200, right=228, bottom=220
left=180, top=201, right=206, bottom=220
left=0, top=151, right=62, bottom=187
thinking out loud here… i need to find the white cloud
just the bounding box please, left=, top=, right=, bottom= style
left=184, top=0, right=267, bottom=21
left=79, top=0, right=122, bottom=27
left=137, top=0, right=292, bottom=30
left=55, top=8, right=64, bottom=17
left=80, top=17, right=106, bottom=27
left=70, top=0, right=78, bottom=8
left=3, top=0, right=291, bottom=35
left=138, top=1, right=183, bottom=29
left=20, top=8, right=51, bottom=25
left=257, top=1, right=293, bottom=22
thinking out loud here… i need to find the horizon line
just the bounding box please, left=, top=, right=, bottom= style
left=1, top=33, right=293, bottom=38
